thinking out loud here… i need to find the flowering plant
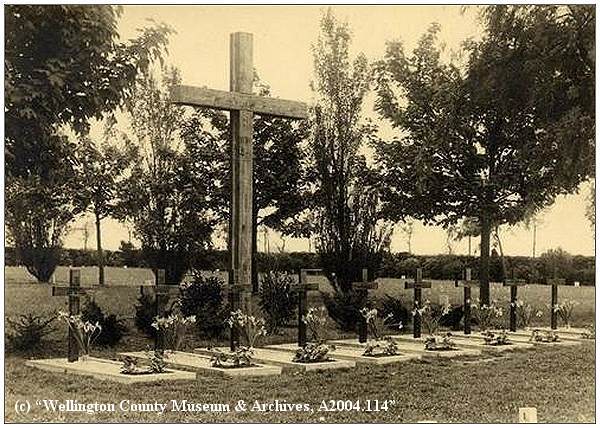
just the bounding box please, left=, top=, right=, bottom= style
left=481, top=330, right=511, bottom=346
left=293, top=343, right=335, bottom=363
left=412, top=300, right=451, bottom=335
left=424, top=332, right=457, bottom=351
left=552, top=300, right=578, bottom=329
left=151, top=311, right=196, bottom=353
left=529, top=329, right=560, bottom=343
left=302, top=307, right=329, bottom=344
left=293, top=307, right=335, bottom=363
left=210, top=346, right=255, bottom=367
left=209, top=310, right=267, bottom=368
left=581, top=324, right=595, bottom=340
left=226, top=310, right=267, bottom=349
left=512, top=300, right=543, bottom=329
left=57, top=311, right=101, bottom=356
left=470, top=299, right=504, bottom=332
left=360, top=307, right=399, bottom=357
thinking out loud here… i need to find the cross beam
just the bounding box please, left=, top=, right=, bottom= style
left=454, top=268, right=479, bottom=335
left=170, top=32, right=308, bottom=301
left=504, top=278, right=528, bottom=332
left=405, top=268, right=432, bottom=338
left=171, top=86, right=307, bottom=119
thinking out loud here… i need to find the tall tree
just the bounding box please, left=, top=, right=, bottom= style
left=74, top=128, right=136, bottom=285
left=117, top=68, right=219, bottom=284
left=308, top=10, right=392, bottom=330
left=180, top=75, right=308, bottom=291
left=374, top=6, right=594, bottom=303
left=4, top=5, right=171, bottom=281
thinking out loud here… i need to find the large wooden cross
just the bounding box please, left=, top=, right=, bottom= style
left=171, top=32, right=308, bottom=298
left=454, top=267, right=479, bottom=335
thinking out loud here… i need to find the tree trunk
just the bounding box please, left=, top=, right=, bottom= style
left=251, top=209, right=259, bottom=294
left=479, top=216, right=491, bottom=305
left=95, top=212, right=105, bottom=286
left=494, top=226, right=508, bottom=280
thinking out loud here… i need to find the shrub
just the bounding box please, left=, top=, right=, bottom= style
left=81, top=299, right=127, bottom=347
left=6, top=313, right=56, bottom=353
left=179, top=274, right=227, bottom=339
left=379, top=294, right=411, bottom=330
left=440, top=305, right=464, bottom=330
left=135, top=293, right=159, bottom=338
left=322, top=290, right=370, bottom=332
left=258, top=271, right=295, bottom=334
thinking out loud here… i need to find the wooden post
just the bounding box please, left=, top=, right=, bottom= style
left=68, top=269, right=81, bottom=362
left=414, top=269, right=423, bottom=338
left=351, top=268, right=378, bottom=343
left=228, top=269, right=241, bottom=351
left=549, top=271, right=565, bottom=330
left=293, top=269, right=320, bottom=347
left=155, top=269, right=166, bottom=352
left=504, top=278, right=527, bottom=332
left=229, top=32, right=254, bottom=301
left=298, top=269, right=308, bottom=347
left=405, top=268, right=432, bottom=338
left=456, top=267, right=481, bottom=335
left=510, top=285, right=517, bottom=332
left=358, top=269, right=369, bottom=343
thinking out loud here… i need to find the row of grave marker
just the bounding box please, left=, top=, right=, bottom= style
left=52, top=266, right=570, bottom=362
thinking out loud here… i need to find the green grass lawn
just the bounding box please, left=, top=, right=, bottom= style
left=5, top=344, right=595, bottom=423
left=5, top=266, right=596, bottom=422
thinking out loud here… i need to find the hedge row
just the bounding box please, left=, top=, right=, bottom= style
left=5, top=247, right=595, bottom=285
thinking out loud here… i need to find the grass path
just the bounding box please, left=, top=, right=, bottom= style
left=5, top=343, right=595, bottom=423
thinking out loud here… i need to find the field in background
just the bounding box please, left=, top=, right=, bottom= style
left=5, top=266, right=595, bottom=327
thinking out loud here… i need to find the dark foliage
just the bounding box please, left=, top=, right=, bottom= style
left=81, top=299, right=127, bottom=347
left=134, top=293, right=159, bottom=339
left=179, top=274, right=227, bottom=339
left=322, top=290, right=371, bottom=332
left=258, top=271, right=296, bottom=333
left=440, top=305, right=464, bottom=331
left=379, top=294, right=411, bottom=330
left=6, top=313, right=56, bottom=353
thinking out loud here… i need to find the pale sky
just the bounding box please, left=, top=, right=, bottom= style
left=63, top=5, right=595, bottom=257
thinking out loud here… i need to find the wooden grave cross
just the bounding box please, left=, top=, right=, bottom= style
left=351, top=268, right=378, bottom=343
left=547, top=268, right=566, bottom=330
left=291, top=269, right=320, bottom=347
left=139, top=269, right=180, bottom=351
left=170, top=32, right=307, bottom=301
left=52, top=268, right=94, bottom=362
left=405, top=268, right=432, bottom=338
left=503, top=273, right=528, bottom=332
left=454, top=268, right=480, bottom=335
left=225, top=269, right=252, bottom=351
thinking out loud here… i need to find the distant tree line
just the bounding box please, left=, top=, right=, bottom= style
left=5, top=245, right=594, bottom=286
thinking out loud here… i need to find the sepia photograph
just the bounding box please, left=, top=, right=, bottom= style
left=4, top=2, right=596, bottom=423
